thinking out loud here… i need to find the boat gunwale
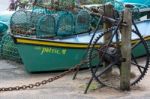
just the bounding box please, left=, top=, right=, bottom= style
left=11, top=33, right=150, bottom=49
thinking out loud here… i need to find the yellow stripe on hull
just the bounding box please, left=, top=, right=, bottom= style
left=16, top=36, right=150, bottom=49
left=16, top=38, right=89, bottom=48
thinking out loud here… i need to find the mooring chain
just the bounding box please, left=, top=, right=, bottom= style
left=4, top=26, right=116, bottom=92
left=0, top=60, right=88, bottom=92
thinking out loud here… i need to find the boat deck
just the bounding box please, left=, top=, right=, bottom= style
left=1, top=58, right=150, bottom=99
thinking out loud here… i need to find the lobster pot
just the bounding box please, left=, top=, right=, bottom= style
left=57, top=12, right=74, bottom=36
left=10, top=10, right=28, bottom=35
left=0, top=34, right=21, bottom=62
left=36, top=15, right=56, bottom=38
left=59, top=0, right=75, bottom=9
left=75, top=10, right=91, bottom=34
left=27, top=11, right=44, bottom=30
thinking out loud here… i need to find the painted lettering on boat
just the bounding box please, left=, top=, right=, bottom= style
left=35, top=47, right=67, bottom=55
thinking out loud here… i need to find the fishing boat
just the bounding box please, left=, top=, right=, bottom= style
left=9, top=1, right=150, bottom=72
left=11, top=15, right=150, bottom=72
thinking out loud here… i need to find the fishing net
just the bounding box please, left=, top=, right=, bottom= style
left=75, top=10, right=91, bottom=34
left=36, top=14, right=56, bottom=38
left=0, top=22, right=8, bottom=40
left=0, top=34, right=21, bottom=62
left=56, top=12, right=74, bottom=36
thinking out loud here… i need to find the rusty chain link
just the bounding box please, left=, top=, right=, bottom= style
left=0, top=60, right=88, bottom=92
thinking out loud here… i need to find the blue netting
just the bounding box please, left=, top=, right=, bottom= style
left=36, top=14, right=56, bottom=38
left=75, top=10, right=91, bottom=34
left=0, top=22, right=8, bottom=36
left=0, top=34, right=21, bottom=62
left=56, top=12, right=74, bottom=36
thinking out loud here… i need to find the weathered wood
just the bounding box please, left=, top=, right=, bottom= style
left=103, top=4, right=114, bottom=34
left=120, top=8, right=132, bottom=90
left=103, top=4, right=114, bottom=74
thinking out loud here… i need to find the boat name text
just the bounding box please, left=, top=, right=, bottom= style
left=35, top=47, right=67, bottom=55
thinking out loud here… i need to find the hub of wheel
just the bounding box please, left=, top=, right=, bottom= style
left=99, top=45, right=122, bottom=64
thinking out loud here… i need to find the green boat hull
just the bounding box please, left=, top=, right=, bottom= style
left=17, top=43, right=87, bottom=72
left=12, top=36, right=150, bottom=72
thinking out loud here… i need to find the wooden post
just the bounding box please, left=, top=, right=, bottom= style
left=103, top=4, right=114, bottom=39
left=103, top=4, right=114, bottom=74
left=120, top=7, right=132, bottom=90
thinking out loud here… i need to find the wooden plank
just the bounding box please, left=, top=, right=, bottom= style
left=120, top=8, right=132, bottom=90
